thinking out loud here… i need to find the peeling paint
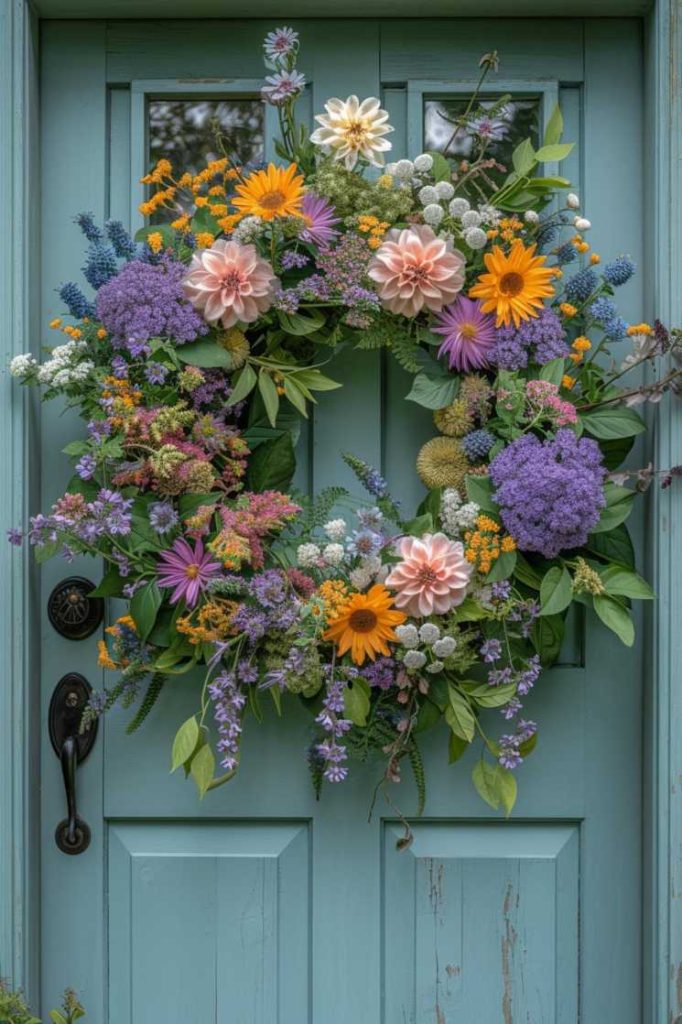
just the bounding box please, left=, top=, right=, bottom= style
left=501, top=882, right=518, bottom=1024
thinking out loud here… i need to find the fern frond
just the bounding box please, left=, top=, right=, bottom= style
left=388, top=330, right=422, bottom=373
left=408, top=740, right=427, bottom=817
left=126, top=673, right=166, bottom=734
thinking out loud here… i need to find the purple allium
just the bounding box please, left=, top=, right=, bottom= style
left=433, top=297, right=497, bottom=372
left=75, top=453, right=97, bottom=480
left=489, top=429, right=606, bottom=557
left=6, top=527, right=23, bottom=546
left=156, top=536, right=221, bottom=607
left=300, top=193, right=340, bottom=248
left=480, top=638, right=502, bottom=663
left=149, top=501, right=179, bottom=535
left=208, top=670, right=246, bottom=771
left=95, top=256, right=207, bottom=352
left=461, top=429, right=495, bottom=461
left=494, top=307, right=568, bottom=369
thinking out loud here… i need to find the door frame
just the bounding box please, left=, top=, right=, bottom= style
left=0, top=3, right=679, bottom=1020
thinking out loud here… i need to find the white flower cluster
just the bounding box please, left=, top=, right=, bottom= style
left=323, top=518, right=346, bottom=542
left=565, top=192, right=590, bottom=230
left=447, top=197, right=500, bottom=250
left=231, top=215, right=264, bottom=244
left=395, top=621, right=457, bottom=675
left=296, top=542, right=322, bottom=568
left=440, top=488, right=480, bottom=538
left=34, top=340, right=93, bottom=388
left=9, top=353, right=37, bottom=379
left=349, top=554, right=382, bottom=590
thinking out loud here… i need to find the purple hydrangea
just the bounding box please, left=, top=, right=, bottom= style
left=95, top=255, right=207, bottom=353
left=494, top=307, right=569, bottom=369
left=489, top=429, right=606, bottom=557
left=361, top=656, right=396, bottom=690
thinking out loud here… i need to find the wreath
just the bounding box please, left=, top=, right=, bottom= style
left=10, top=27, right=682, bottom=824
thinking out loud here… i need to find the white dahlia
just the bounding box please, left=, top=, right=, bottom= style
left=310, top=95, right=394, bottom=170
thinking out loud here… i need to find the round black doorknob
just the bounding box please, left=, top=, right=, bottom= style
left=54, top=817, right=91, bottom=855
left=47, top=576, right=104, bottom=640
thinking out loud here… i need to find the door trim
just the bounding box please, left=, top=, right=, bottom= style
left=0, top=5, right=680, bottom=1020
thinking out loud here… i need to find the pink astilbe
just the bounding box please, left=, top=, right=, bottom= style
left=368, top=225, right=465, bottom=317
left=210, top=491, right=301, bottom=569
left=385, top=532, right=472, bottom=617
left=183, top=239, right=278, bottom=328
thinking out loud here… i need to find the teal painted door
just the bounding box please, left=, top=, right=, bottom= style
left=39, top=18, right=644, bottom=1023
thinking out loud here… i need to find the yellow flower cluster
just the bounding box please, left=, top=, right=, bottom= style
left=487, top=216, right=524, bottom=243
left=311, top=579, right=350, bottom=623
left=570, top=334, right=592, bottom=365
left=97, top=615, right=138, bottom=670
left=176, top=599, right=237, bottom=645
left=139, top=155, right=241, bottom=222
left=559, top=302, right=578, bottom=318
left=627, top=322, right=654, bottom=337
left=101, top=376, right=143, bottom=426
left=464, top=514, right=516, bottom=575
left=356, top=215, right=390, bottom=249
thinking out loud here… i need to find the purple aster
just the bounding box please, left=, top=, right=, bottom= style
left=231, top=605, right=268, bottom=645
left=144, top=361, right=168, bottom=385
left=156, top=536, right=221, bottom=607
left=261, top=69, right=306, bottom=105
left=149, top=501, right=179, bottom=535
left=95, top=255, right=207, bottom=353
left=489, top=429, right=606, bottom=558
left=111, top=355, right=129, bottom=379
left=6, top=527, right=23, bottom=546
left=75, top=454, right=97, bottom=480
left=494, top=307, right=568, bottom=369
left=300, top=193, right=341, bottom=248
left=347, top=528, right=383, bottom=558
left=433, top=297, right=497, bottom=372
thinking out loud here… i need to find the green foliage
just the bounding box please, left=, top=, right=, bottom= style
left=246, top=431, right=296, bottom=492
left=593, top=594, right=635, bottom=646
left=0, top=982, right=84, bottom=1024
left=126, top=674, right=166, bottom=734
left=580, top=405, right=646, bottom=441
left=406, top=371, right=458, bottom=410
left=539, top=566, right=573, bottom=616
left=472, top=759, right=517, bottom=816
left=129, top=581, right=162, bottom=642
left=408, top=741, right=427, bottom=816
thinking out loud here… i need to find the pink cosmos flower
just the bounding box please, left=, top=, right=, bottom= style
left=183, top=239, right=278, bottom=328
left=156, top=536, right=221, bottom=607
left=433, top=296, right=497, bottom=371
left=385, top=532, right=472, bottom=617
left=368, top=225, right=466, bottom=317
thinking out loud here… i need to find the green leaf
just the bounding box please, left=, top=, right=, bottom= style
left=530, top=613, right=565, bottom=667
left=539, top=565, right=573, bottom=616
left=34, top=538, right=61, bottom=564
left=414, top=697, right=442, bottom=733
left=258, top=370, right=280, bottom=427
left=586, top=522, right=635, bottom=567
left=534, top=142, right=574, bottom=162
left=590, top=483, right=636, bottom=534
left=446, top=686, right=476, bottom=742
left=543, top=103, right=564, bottom=146
left=426, top=150, right=453, bottom=182
left=191, top=206, right=220, bottom=235
left=599, top=435, right=635, bottom=471
left=538, top=357, right=566, bottom=388
left=464, top=474, right=496, bottom=512
left=225, top=363, right=258, bottom=406
left=472, top=759, right=501, bottom=810
left=405, top=372, right=458, bottom=410
left=246, top=430, right=296, bottom=492
left=176, top=337, right=233, bottom=368
left=601, top=566, right=654, bottom=600
left=293, top=368, right=342, bottom=392
left=403, top=512, right=433, bottom=537
left=580, top=405, right=646, bottom=440
left=496, top=765, right=518, bottom=816
left=448, top=732, right=469, bottom=763
left=343, top=678, right=370, bottom=726
left=62, top=440, right=90, bottom=457
left=486, top=550, right=516, bottom=582
left=130, top=581, right=162, bottom=641
left=191, top=742, right=216, bottom=799
left=170, top=716, right=200, bottom=772
left=461, top=681, right=518, bottom=708
left=283, top=377, right=309, bottom=417
left=277, top=309, right=326, bottom=336
left=513, top=553, right=543, bottom=590
left=88, top=567, right=125, bottom=597
left=593, top=594, right=635, bottom=646
left=177, top=492, right=219, bottom=517
left=450, top=596, right=489, bottom=623
left=511, top=137, right=537, bottom=176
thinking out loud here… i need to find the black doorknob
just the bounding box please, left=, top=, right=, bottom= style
left=47, top=576, right=103, bottom=640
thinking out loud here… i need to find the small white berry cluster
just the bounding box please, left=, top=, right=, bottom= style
left=395, top=621, right=457, bottom=676
left=440, top=488, right=480, bottom=538
left=446, top=197, right=500, bottom=251
left=565, top=192, right=591, bottom=232
left=385, top=152, right=435, bottom=187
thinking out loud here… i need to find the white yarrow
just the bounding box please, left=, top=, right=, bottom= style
left=395, top=623, right=419, bottom=649
left=464, top=227, right=488, bottom=250
left=419, top=622, right=441, bottom=645
left=322, top=543, right=345, bottom=566
left=297, top=542, right=321, bottom=568
left=448, top=197, right=470, bottom=218
left=323, top=518, right=347, bottom=541
left=403, top=649, right=427, bottom=670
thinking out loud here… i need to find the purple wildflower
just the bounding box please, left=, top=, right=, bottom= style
left=231, top=605, right=268, bottom=645
left=494, top=307, right=568, bottom=369
left=480, top=638, right=502, bottom=663
left=491, top=580, right=511, bottom=602
left=361, top=656, right=396, bottom=690
left=149, top=501, right=179, bottom=535
left=250, top=569, right=287, bottom=607
left=315, top=674, right=352, bottom=783
left=144, top=362, right=168, bottom=385
left=75, top=454, right=97, bottom=480
left=261, top=69, right=306, bottom=105
left=156, top=537, right=221, bottom=607
left=6, top=527, right=23, bottom=546
left=489, top=429, right=606, bottom=558
left=280, top=250, right=309, bottom=271
left=300, top=193, right=340, bottom=248
left=208, top=670, right=246, bottom=771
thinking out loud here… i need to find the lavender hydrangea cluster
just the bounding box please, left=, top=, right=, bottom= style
left=493, top=307, right=569, bottom=369
left=96, top=256, right=207, bottom=355
left=489, top=428, right=606, bottom=557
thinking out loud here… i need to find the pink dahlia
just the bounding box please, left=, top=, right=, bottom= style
left=433, top=296, right=497, bottom=371
left=368, top=225, right=466, bottom=318
left=385, top=532, right=472, bottom=617
left=156, top=536, right=221, bottom=607
left=183, top=239, right=278, bottom=329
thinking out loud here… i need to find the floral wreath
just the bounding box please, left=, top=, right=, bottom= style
left=10, top=27, right=682, bottom=828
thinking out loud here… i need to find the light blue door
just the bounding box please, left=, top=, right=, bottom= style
left=39, top=17, right=644, bottom=1023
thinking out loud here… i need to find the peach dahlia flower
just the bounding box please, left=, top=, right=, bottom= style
left=183, top=239, right=278, bottom=329
left=368, top=225, right=466, bottom=318
left=385, top=532, right=472, bottom=618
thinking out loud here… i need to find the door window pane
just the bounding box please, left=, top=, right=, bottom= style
left=424, top=96, right=540, bottom=192
left=147, top=98, right=264, bottom=221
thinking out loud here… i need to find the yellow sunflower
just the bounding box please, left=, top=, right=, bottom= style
left=232, top=163, right=305, bottom=222
left=323, top=584, right=406, bottom=666
left=469, top=239, right=555, bottom=327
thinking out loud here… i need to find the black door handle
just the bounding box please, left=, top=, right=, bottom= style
left=48, top=673, right=98, bottom=855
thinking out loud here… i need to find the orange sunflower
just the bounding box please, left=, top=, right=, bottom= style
left=469, top=239, right=555, bottom=327
left=232, top=162, right=305, bottom=222
left=323, top=584, right=406, bottom=666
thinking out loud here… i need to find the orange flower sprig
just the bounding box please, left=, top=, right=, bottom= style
left=463, top=514, right=516, bottom=575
